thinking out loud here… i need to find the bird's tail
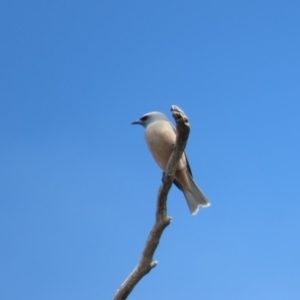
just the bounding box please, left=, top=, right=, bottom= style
left=182, top=173, right=210, bottom=215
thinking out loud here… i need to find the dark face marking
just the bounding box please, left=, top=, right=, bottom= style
left=140, top=115, right=148, bottom=122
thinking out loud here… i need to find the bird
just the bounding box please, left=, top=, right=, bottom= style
left=131, top=111, right=210, bottom=215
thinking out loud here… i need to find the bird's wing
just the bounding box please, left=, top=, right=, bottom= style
left=168, top=121, right=193, bottom=190
left=184, top=153, right=193, bottom=177
left=169, top=120, right=193, bottom=177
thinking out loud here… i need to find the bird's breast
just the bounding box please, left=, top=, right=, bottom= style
left=145, top=121, right=186, bottom=171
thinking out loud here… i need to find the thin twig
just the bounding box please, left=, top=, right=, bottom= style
left=113, top=105, right=190, bottom=300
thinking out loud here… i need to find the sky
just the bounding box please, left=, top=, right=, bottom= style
left=0, top=1, right=300, bottom=299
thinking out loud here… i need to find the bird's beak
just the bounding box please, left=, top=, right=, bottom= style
left=131, top=119, right=142, bottom=125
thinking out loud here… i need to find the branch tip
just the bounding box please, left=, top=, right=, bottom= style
left=113, top=105, right=190, bottom=300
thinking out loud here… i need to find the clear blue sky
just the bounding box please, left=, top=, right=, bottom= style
left=1, top=1, right=299, bottom=299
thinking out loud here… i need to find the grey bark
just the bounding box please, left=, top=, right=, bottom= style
left=113, top=105, right=190, bottom=300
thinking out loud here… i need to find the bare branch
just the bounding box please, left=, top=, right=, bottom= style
left=113, top=105, right=190, bottom=300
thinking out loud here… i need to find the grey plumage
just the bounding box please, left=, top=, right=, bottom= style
left=179, top=171, right=210, bottom=215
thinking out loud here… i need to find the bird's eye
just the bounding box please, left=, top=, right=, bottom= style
left=140, top=116, right=148, bottom=121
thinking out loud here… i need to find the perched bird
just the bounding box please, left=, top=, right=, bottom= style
left=131, top=111, right=210, bottom=215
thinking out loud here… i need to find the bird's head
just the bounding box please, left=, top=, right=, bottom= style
left=131, top=112, right=168, bottom=128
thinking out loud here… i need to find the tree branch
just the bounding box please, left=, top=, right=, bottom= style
left=113, top=105, right=190, bottom=300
